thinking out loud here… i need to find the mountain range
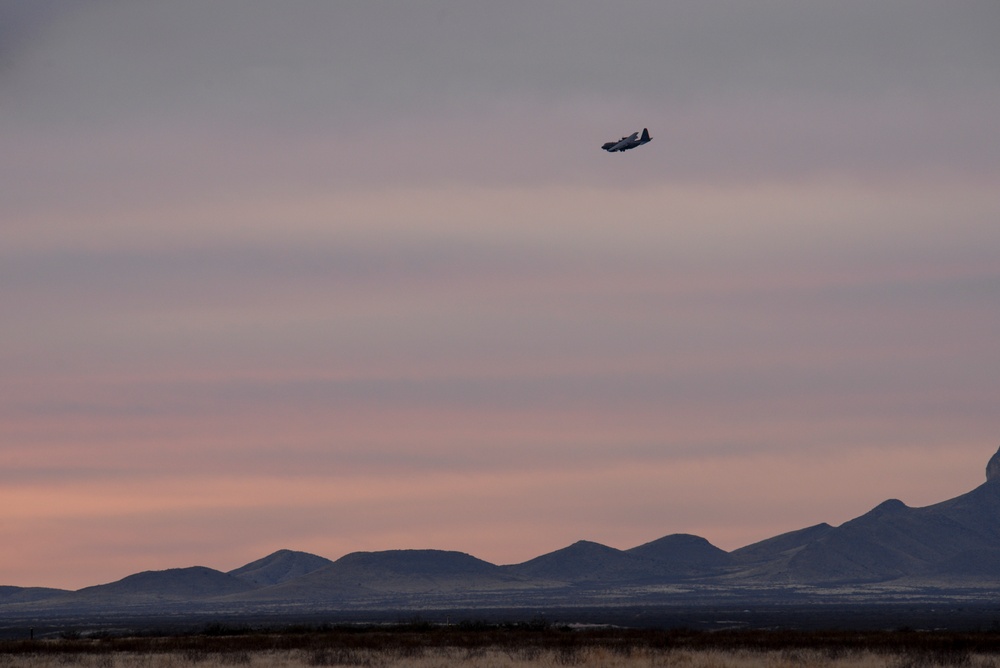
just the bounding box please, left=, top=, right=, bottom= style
left=5, top=448, right=1000, bottom=618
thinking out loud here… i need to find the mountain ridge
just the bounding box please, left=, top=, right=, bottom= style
left=5, top=447, right=1000, bottom=615
left=228, top=549, right=334, bottom=586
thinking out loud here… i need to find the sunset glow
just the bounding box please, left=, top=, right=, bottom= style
left=2, top=2, right=998, bottom=590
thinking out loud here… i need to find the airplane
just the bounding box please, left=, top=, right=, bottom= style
left=601, top=128, right=652, bottom=152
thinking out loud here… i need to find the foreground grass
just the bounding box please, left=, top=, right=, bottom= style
left=3, top=627, right=1000, bottom=668
left=2, top=646, right=996, bottom=668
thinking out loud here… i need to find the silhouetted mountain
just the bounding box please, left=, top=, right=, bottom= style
left=72, top=566, right=255, bottom=603
left=6, top=447, right=1000, bottom=618
left=725, top=523, right=836, bottom=582
left=229, top=549, right=333, bottom=586
left=331, top=550, right=498, bottom=579
left=503, top=540, right=677, bottom=584
left=626, top=533, right=731, bottom=574
left=922, top=548, right=1000, bottom=580
left=726, top=478, right=1000, bottom=585
left=323, top=549, right=545, bottom=592
left=0, top=586, right=67, bottom=604
left=237, top=549, right=547, bottom=604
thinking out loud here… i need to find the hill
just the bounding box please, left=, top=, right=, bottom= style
left=233, top=549, right=555, bottom=605
left=0, top=586, right=68, bottom=605
left=724, top=477, right=1000, bottom=585
left=71, top=566, right=255, bottom=604
left=503, top=540, right=682, bottom=584
left=626, top=533, right=731, bottom=575
left=228, top=549, right=333, bottom=586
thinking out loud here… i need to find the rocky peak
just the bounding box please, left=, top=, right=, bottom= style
left=986, top=447, right=1000, bottom=482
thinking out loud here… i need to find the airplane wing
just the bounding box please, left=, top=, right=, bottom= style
left=602, top=130, right=643, bottom=152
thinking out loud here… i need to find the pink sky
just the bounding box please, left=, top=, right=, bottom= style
left=1, top=2, right=999, bottom=589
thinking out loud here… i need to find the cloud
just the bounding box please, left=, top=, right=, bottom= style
left=3, top=1, right=998, bottom=193
left=10, top=2, right=999, bottom=115
left=1, top=2, right=999, bottom=589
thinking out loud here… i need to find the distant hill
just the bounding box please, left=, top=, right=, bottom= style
left=503, top=540, right=681, bottom=584
left=725, top=523, right=836, bottom=582
left=72, top=566, right=255, bottom=603
left=293, top=549, right=538, bottom=594
left=724, top=479, right=1000, bottom=585
left=233, top=549, right=551, bottom=605
left=331, top=549, right=501, bottom=580
left=626, top=533, right=731, bottom=573
left=229, top=549, right=333, bottom=586
left=0, top=586, right=67, bottom=605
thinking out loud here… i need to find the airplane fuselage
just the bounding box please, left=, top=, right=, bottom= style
left=602, top=128, right=652, bottom=152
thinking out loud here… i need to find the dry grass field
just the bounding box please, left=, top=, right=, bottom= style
left=2, top=626, right=999, bottom=668
left=2, top=646, right=999, bottom=668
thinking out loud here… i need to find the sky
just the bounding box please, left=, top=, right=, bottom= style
left=2, top=1, right=999, bottom=590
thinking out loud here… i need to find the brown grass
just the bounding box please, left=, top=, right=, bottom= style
left=2, top=626, right=1000, bottom=668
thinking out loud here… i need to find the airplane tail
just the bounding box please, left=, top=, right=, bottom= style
left=640, top=128, right=651, bottom=142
